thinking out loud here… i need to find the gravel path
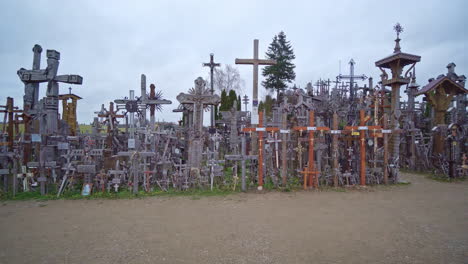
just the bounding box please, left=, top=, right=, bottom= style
left=0, top=172, right=467, bottom=264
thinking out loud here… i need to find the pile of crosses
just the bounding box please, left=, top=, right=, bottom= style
left=1, top=23, right=467, bottom=197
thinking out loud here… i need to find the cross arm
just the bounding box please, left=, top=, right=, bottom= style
left=142, top=99, right=172, bottom=105
left=258, top=59, right=277, bottom=66
left=337, top=74, right=368, bottom=80
left=54, top=75, right=83, bottom=85
left=293, top=126, right=330, bottom=132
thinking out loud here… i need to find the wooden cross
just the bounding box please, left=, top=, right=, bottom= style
left=176, top=77, right=221, bottom=136
left=225, top=135, right=257, bottom=191
left=0, top=97, right=22, bottom=151
left=235, top=39, right=276, bottom=123
left=330, top=112, right=340, bottom=187
left=145, top=83, right=172, bottom=129
left=242, top=111, right=279, bottom=190
left=266, top=131, right=281, bottom=169
left=98, top=102, right=125, bottom=151
left=343, top=110, right=382, bottom=186
left=293, top=111, right=330, bottom=189
left=203, top=53, right=221, bottom=127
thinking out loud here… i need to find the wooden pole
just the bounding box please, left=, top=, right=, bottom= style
left=383, top=113, right=389, bottom=184
left=281, top=112, right=288, bottom=186
left=359, top=110, right=366, bottom=186
left=308, top=111, right=315, bottom=187
left=258, top=111, right=264, bottom=189
left=332, top=112, right=339, bottom=187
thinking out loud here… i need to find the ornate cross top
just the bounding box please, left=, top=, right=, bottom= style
left=177, top=77, right=221, bottom=136
left=394, top=23, right=403, bottom=38
left=393, top=23, right=404, bottom=53
left=203, top=53, right=221, bottom=74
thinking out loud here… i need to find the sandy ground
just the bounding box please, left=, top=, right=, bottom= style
left=0, top=172, right=467, bottom=264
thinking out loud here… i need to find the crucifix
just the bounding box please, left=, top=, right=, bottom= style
left=337, top=59, right=367, bottom=102
left=293, top=111, right=330, bottom=189
left=235, top=39, right=276, bottom=123
left=337, top=59, right=367, bottom=120
left=203, top=53, right=221, bottom=128
left=177, top=77, right=221, bottom=168
left=344, top=110, right=382, bottom=186
left=242, top=111, right=279, bottom=190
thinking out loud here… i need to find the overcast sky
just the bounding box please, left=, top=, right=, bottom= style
left=1, top=0, right=466, bottom=124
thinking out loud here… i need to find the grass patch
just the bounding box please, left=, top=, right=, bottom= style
left=0, top=186, right=238, bottom=202
left=401, top=168, right=466, bottom=183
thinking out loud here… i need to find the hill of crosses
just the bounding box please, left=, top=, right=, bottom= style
left=1, top=23, right=467, bottom=197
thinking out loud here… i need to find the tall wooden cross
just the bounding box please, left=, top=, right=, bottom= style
left=235, top=39, right=276, bottom=124
left=293, top=111, right=330, bottom=189
left=203, top=53, right=221, bottom=127
left=343, top=110, right=382, bottom=186
left=242, top=111, right=279, bottom=190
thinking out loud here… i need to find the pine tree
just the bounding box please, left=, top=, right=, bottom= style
left=220, top=90, right=228, bottom=111
left=228, top=90, right=237, bottom=110
left=262, top=31, right=296, bottom=99
left=237, top=95, right=241, bottom=111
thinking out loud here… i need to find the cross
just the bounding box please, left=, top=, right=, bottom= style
left=141, top=83, right=172, bottom=129
left=330, top=112, right=341, bottom=187
left=266, top=131, right=282, bottom=168
left=235, top=39, right=276, bottom=124
left=115, top=90, right=139, bottom=148
left=242, top=111, right=279, bottom=190
left=177, top=77, right=221, bottom=136
left=293, top=111, right=330, bottom=189
left=203, top=53, right=221, bottom=128
left=224, top=135, right=258, bottom=192
left=337, top=59, right=367, bottom=101
left=242, top=95, right=249, bottom=112
left=17, top=47, right=83, bottom=134
left=343, top=110, right=382, bottom=186
left=0, top=97, right=22, bottom=151
left=98, top=102, right=125, bottom=152
left=117, top=151, right=155, bottom=194
left=177, top=77, right=221, bottom=169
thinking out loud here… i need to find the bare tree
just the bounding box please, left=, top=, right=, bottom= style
left=206, top=64, right=245, bottom=94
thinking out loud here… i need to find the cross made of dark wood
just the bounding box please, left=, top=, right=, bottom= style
left=293, top=110, right=330, bottom=189
left=203, top=53, right=221, bottom=127
left=242, top=111, right=279, bottom=190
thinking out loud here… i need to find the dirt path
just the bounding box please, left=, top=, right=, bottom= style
left=0, top=172, right=467, bottom=264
